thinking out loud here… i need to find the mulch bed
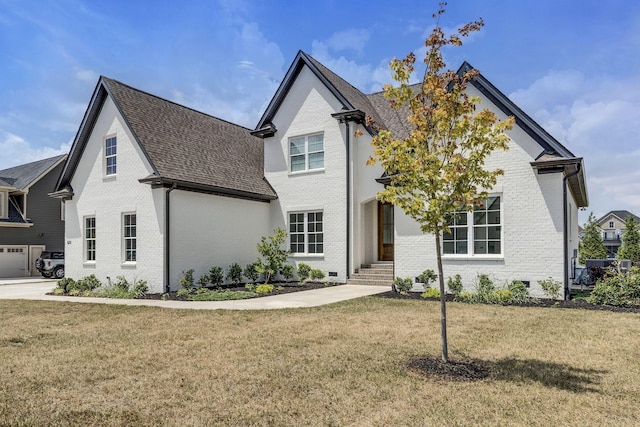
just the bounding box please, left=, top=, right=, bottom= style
left=375, top=290, right=640, bottom=313
left=407, top=356, right=490, bottom=382
left=137, top=281, right=339, bottom=300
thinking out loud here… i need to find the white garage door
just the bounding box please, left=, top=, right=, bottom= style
left=0, top=246, right=28, bottom=278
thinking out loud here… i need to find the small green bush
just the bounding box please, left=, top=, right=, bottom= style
left=93, top=276, right=148, bottom=299
left=538, top=277, right=562, bottom=300
left=255, top=284, right=274, bottom=295
left=75, top=275, right=102, bottom=292
left=508, top=281, right=530, bottom=302
left=456, top=291, right=475, bottom=303
left=244, top=262, right=260, bottom=283
left=447, top=274, right=463, bottom=296
left=179, top=269, right=195, bottom=290
left=417, top=269, right=438, bottom=287
left=280, top=264, right=294, bottom=281
left=588, top=266, right=640, bottom=306
left=186, top=288, right=257, bottom=301
left=475, top=274, right=495, bottom=303
left=309, top=269, right=325, bottom=281
left=421, top=287, right=440, bottom=299
left=393, top=277, right=413, bottom=293
left=197, top=275, right=209, bottom=288
left=227, top=263, right=243, bottom=285
left=208, top=266, right=224, bottom=287
left=494, top=289, right=513, bottom=303
left=56, top=277, right=76, bottom=294
left=297, top=263, right=312, bottom=281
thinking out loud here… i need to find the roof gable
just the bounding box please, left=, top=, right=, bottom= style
left=0, top=155, right=66, bottom=192
left=597, top=210, right=640, bottom=225
left=55, top=77, right=276, bottom=201
left=254, top=51, right=383, bottom=136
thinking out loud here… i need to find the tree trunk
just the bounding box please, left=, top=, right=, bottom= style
left=434, top=232, right=448, bottom=363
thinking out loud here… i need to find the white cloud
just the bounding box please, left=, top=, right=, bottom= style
left=326, top=29, right=371, bottom=54
left=0, top=129, right=71, bottom=170
left=509, top=70, right=640, bottom=223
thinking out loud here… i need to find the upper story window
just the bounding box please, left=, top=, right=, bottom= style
left=443, top=196, right=502, bottom=256
left=289, top=133, right=324, bottom=173
left=105, top=136, right=117, bottom=176
left=609, top=221, right=614, bottom=228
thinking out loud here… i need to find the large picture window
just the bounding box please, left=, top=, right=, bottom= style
left=123, top=213, right=136, bottom=262
left=289, top=211, right=323, bottom=254
left=443, top=197, right=502, bottom=256
left=105, top=136, right=117, bottom=176
left=85, top=216, right=96, bottom=261
left=289, top=133, right=324, bottom=172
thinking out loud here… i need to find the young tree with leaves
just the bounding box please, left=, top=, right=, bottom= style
left=366, top=5, right=514, bottom=363
left=617, top=216, right=640, bottom=263
left=578, top=213, right=607, bottom=264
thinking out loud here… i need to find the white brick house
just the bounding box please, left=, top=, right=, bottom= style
left=53, top=51, right=588, bottom=298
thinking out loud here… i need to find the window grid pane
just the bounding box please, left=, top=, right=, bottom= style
left=105, top=137, right=117, bottom=175
left=307, top=212, right=323, bottom=254
left=472, top=197, right=501, bottom=255
left=443, top=209, right=468, bottom=254
left=85, top=217, right=96, bottom=261
left=290, top=211, right=323, bottom=254
left=289, top=213, right=305, bottom=253
left=124, top=214, right=136, bottom=262
left=289, top=133, right=324, bottom=172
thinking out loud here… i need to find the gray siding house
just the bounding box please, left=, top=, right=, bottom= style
left=0, top=155, right=67, bottom=277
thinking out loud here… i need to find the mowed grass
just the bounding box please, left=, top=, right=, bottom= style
left=0, top=298, right=639, bottom=426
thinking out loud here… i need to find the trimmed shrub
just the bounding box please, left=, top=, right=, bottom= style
left=280, top=264, right=295, bottom=281
left=421, top=287, right=440, bottom=299
left=417, top=269, right=437, bottom=287
left=297, top=263, right=312, bottom=281
left=447, top=274, right=463, bottom=296
left=494, top=289, right=513, bottom=303
left=244, top=262, right=260, bottom=283
left=588, top=266, right=640, bottom=306
left=309, top=269, right=325, bottom=281
left=179, top=269, right=195, bottom=290
left=508, top=281, right=530, bottom=302
left=56, top=277, right=76, bottom=294
left=227, top=263, right=243, bottom=285
left=475, top=274, right=496, bottom=303
left=456, top=291, right=475, bottom=303
left=208, top=266, right=224, bottom=287
left=538, top=277, right=562, bottom=300
left=393, top=277, right=413, bottom=293
left=255, top=284, right=275, bottom=295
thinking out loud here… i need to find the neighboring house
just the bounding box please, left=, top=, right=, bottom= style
left=0, top=155, right=67, bottom=277
left=53, top=51, right=588, bottom=298
left=596, top=210, right=640, bottom=258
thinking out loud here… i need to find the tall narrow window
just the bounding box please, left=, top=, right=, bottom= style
left=85, top=217, right=96, bottom=261
left=0, top=191, right=6, bottom=219
left=289, top=133, right=324, bottom=172
left=443, top=196, right=502, bottom=256
left=105, top=136, right=117, bottom=175
left=289, top=211, right=323, bottom=254
left=123, top=213, right=136, bottom=262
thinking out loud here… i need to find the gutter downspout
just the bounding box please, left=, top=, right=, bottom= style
left=164, top=183, right=177, bottom=293
left=563, top=164, right=581, bottom=300
left=345, top=120, right=351, bottom=281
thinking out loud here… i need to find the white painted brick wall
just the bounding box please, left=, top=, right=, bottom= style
left=66, top=97, right=165, bottom=292
left=394, top=84, right=573, bottom=298
left=264, top=66, right=348, bottom=281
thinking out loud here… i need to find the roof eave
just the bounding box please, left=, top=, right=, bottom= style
left=139, top=176, right=277, bottom=202
left=531, top=157, right=588, bottom=208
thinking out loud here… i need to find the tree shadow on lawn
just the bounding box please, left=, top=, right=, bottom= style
left=407, top=356, right=607, bottom=393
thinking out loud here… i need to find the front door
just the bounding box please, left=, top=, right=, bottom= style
left=378, top=202, right=394, bottom=261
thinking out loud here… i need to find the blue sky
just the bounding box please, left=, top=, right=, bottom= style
left=1, top=0, right=639, bottom=223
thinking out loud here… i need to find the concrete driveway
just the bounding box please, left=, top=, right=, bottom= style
left=0, top=278, right=389, bottom=310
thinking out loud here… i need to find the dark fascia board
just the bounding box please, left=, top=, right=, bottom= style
left=331, top=109, right=366, bottom=123
left=253, top=50, right=355, bottom=135
left=139, top=176, right=277, bottom=202
left=54, top=77, right=160, bottom=192
left=458, top=62, right=574, bottom=159
left=531, top=157, right=589, bottom=207
left=250, top=123, right=277, bottom=138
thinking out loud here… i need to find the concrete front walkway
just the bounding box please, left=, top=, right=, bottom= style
left=0, top=280, right=389, bottom=310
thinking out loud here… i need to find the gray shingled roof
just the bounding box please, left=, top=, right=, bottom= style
left=598, top=210, right=640, bottom=224
left=56, top=78, right=276, bottom=200
left=0, top=155, right=65, bottom=191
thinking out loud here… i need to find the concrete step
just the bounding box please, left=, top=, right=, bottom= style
left=346, top=278, right=393, bottom=287
left=349, top=273, right=393, bottom=281
left=354, top=269, right=394, bottom=276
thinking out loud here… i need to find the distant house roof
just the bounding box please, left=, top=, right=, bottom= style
left=54, top=77, right=276, bottom=201
left=597, top=210, right=640, bottom=225
left=0, top=155, right=66, bottom=192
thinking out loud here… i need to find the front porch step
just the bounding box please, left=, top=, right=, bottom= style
left=348, top=263, right=394, bottom=287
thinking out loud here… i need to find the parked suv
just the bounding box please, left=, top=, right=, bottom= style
left=35, top=252, right=64, bottom=279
